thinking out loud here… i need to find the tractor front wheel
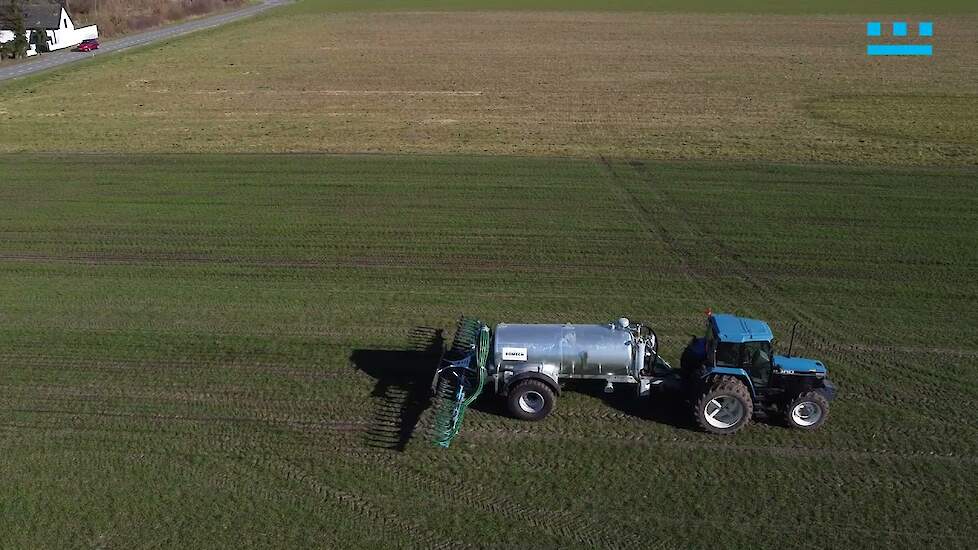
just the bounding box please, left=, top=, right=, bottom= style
left=784, top=391, right=829, bottom=430
left=694, top=376, right=753, bottom=435
left=507, top=380, right=555, bottom=421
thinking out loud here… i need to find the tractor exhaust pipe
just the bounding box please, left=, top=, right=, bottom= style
left=787, top=321, right=799, bottom=356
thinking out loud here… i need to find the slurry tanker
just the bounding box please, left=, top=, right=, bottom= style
left=430, top=313, right=837, bottom=447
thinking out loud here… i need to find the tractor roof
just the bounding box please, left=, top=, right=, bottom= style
left=711, top=314, right=773, bottom=343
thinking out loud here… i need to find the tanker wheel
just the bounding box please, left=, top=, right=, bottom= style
left=507, top=380, right=555, bottom=421
left=694, top=376, right=753, bottom=435
left=784, top=391, right=829, bottom=430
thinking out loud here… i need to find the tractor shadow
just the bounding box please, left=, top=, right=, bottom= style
left=571, top=378, right=787, bottom=431
left=351, top=327, right=445, bottom=452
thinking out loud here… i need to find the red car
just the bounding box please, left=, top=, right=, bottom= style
left=76, top=39, right=99, bottom=52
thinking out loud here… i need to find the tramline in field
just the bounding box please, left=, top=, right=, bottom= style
left=431, top=311, right=837, bottom=446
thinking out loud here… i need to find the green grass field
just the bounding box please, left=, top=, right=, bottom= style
left=1, top=154, right=976, bottom=547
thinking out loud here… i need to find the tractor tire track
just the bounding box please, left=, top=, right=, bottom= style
left=0, top=250, right=688, bottom=276
left=213, top=435, right=466, bottom=550
left=230, top=422, right=633, bottom=548
left=461, top=423, right=978, bottom=465
left=598, top=155, right=704, bottom=291
left=605, top=159, right=978, bottom=437
left=338, top=445, right=644, bottom=549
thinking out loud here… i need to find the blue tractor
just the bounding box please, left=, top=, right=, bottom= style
left=681, top=312, right=837, bottom=434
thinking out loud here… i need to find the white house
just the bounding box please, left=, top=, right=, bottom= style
left=0, top=1, right=98, bottom=56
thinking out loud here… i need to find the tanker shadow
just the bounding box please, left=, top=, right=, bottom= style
left=563, top=380, right=697, bottom=431
left=351, top=327, right=445, bottom=451
left=469, top=389, right=509, bottom=417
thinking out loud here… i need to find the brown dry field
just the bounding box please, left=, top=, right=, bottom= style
left=1, top=11, right=976, bottom=164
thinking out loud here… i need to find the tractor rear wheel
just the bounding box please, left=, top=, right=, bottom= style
left=694, top=376, right=753, bottom=435
left=784, top=391, right=829, bottom=430
left=507, top=379, right=555, bottom=421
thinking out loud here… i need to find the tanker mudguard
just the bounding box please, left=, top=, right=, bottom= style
left=503, top=370, right=561, bottom=395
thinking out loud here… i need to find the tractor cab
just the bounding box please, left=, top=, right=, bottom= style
left=681, top=312, right=837, bottom=434
left=707, top=314, right=777, bottom=390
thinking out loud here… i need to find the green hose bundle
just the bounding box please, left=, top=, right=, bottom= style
left=430, top=318, right=490, bottom=448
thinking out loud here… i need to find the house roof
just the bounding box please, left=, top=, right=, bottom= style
left=0, top=1, right=65, bottom=30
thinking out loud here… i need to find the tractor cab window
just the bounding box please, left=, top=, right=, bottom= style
left=705, top=324, right=716, bottom=364
left=715, top=342, right=739, bottom=366
left=708, top=321, right=740, bottom=367
left=743, top=341, right=773, bottom=386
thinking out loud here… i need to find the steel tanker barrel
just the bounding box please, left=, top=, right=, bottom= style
left=493, top=322, right=636, bottom=377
